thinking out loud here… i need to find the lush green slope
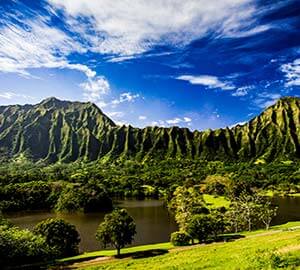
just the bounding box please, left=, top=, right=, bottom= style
left=0, top=96, right=299, bottom=163
left=60, top=222, right=300, bottom=270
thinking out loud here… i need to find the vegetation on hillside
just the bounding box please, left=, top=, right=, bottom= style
left=0, top=158, right=299, bottom=213
left=0, top=97, right=298, bottom=163
left=71, top=222, right=300, bottom=270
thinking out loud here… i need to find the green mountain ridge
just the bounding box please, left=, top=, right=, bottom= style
left=0, top=96, right=299, bottom=163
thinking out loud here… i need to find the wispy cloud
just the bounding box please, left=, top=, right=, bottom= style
left=253, top=92, right=281, bottom=108
left=0, top=6, right=110, bottom=103
left=231, top=86, right=254, bottom=97
left=106, top=111, right=125, bottom=118
left=48, top=0, right=264, bottom=57
left=111, top=92, right=140, bottom=106
left=281, top=59, right=300, bottom=87
left=166, top=117, right=192, bottom=125
left=176, top=75, right=235, bottom=90
left=0, top=91, right=35, bottom=100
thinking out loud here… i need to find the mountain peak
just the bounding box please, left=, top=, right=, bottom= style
left=0, top=96, right=298, bottom=163
left=40, top=97, right=61, bottom=103
left=274, top=96, right=299, bottom=106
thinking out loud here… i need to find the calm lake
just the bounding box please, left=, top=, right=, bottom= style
left=6, top=199, right=178, bottom=252
left=5, top=196, right=300, bottom=252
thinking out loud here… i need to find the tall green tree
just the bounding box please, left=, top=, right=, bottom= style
left=169, top=186, right=208, bottom=230
left=96, top=209, right=136, bottom=256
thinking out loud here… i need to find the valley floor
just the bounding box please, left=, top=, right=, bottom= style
left=59, top=222, right=300, bottom=270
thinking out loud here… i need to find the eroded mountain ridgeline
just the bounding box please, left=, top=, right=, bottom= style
left=0, top=97, right=299, bottom=163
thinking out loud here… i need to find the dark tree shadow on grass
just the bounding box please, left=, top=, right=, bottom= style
left=204, top=234, right=245, bottom=244
left=116, top=249, right=169, bottom=259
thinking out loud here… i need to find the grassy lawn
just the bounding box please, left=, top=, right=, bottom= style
left=59, top=222, right=300, bottom=270
left=203, top=194, right=230, bottom=208
left=59, top=242, right=174, bottom=263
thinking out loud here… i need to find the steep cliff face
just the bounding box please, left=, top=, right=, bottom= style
left=0, top=97, right=115, bottom=162
left=0, top=96, right=299, bottom=163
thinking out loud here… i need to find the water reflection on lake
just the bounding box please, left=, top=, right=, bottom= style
left=6, top=200, right=178, bottom=252
left=272, top=196, right=300, bottom=225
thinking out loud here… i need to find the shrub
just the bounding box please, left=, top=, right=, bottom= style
left=170, top=231, right=191, bottom=246
left=0, top=225, right=52, bottom=265
left=34, top=218, right=80, bottom=257
left=187, top=214, right=213, bottom=242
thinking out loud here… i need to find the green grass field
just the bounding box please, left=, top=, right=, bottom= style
left=60, top=222, right=300, bottom=270
left=203, top=194, right=230, bottom=208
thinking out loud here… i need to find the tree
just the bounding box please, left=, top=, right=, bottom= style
left=259, top=201, right=278, bottom=230
left=226, top=201, right=244, bottom=233
left=210, top=210, right=226, bottom=239
left=186, top=214, right=213, bottom=243
left=169, top=186, right=208, bottom=231
left=96, top=209, right=136, bottom=256
left=34, top=218, right=80, bottom=257
left=204, top=175, right=230, bottom=195
left=226, top=192, right=277, bottom=232
left=237, top=193, right=260, bottom=231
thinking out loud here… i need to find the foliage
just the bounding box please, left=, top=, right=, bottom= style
left=169, top=186, right=208, bottom=231
left=170, top=231, right=191, bottom=246
left=226, top=192, right=278, bottom=232
left=0, top=223, right=52, bottom=265
left=96, top=208, right=136, bottom=256
left=186, top=214, right=214, bottom=242
left=34, top=218, right=80, bottom=257
left=0, top=158, right=299, bottom=213
left=203, top=175, right=230, bottom=195
left=0, top=181, right=53, bottom=211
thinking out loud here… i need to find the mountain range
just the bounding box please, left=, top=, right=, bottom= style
left=0, top=96, right=299, bottom=163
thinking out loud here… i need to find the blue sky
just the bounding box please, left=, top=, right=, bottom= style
left=0, top=0, right=299, bottom=130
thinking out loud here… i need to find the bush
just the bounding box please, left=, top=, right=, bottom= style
left=187, top=214, right=213, bottom=242
left=170, top=231, right=191, bottom=246
left=34, top=218, right=80, bottom=257
left=0, top=224, right=52, bottom=265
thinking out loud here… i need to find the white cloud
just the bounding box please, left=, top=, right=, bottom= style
left=224, top=24, right=271, bottom=38
left=111, top=92, right=140, bottom=106
left=183, top=117, right=192, bottom=122
left=281, top=59, right=300, bottom=87
left=0, top=91, right=35, bottom=100
left=253, top=92, right=281, bottom=108
left=0, top=9, right=110, bottom=103
left=232, top=86, right=253, bottom=97
left=80, top=76, right=110, bottom=102
left=166, top=117, right=182, bottom=125
left=177, top=75, right=235, bottom=90
left=106, top=111, right=125, bottom=118
left=229, top=121, right=246, bottom=128
left=166, top=116, right=193, bottom=125
left=139, top=115, right=147, bottom=120
left=0, top=13, right=84, bottom=75
left=48, top=0, right=263, bottom=57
